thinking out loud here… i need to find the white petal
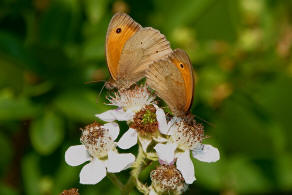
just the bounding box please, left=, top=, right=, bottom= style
left=106, top=150, right=135, bottom=173
left=192, top=144, right=220, bottom=163
left=154, top=143, right=177, bottom=164
left=117, top=128, right=138, bottom=149
left=153, top=136, right=168, bottom=143
left=95, top=109, right=116, bottom=122
left=138, top=136, right=152, bottom=152
left=102, top=122, right=119, bottom=141
left=79, top=158, right=106, bottom=184
left=149, top=186, right=157, bottom=195
left=167, top=117, right=180, bottom=135
left=155, top=106, right=169, bottom=135
left=65, top=145, right=90, bottom=166
left=96, top=108, right=133, bottom=122
left=122, top=110, right=135, bottom=120
left=176, top=150, right=196, bottom=184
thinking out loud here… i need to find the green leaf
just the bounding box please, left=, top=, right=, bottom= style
left=84, top=0, right=108, bottom=24
left=194, top=156, right=225, bottom=190
left=82, top=36, right=105, bottom=61
left=39, top=176, right=54, bottom=195
left=196, top=65, right=228, bottom=105
left=53, top=162, right=79, bottom=194
left=0, top=91, right=39, bottom=121
left=276, top=154, right=292, bottom=191
left=193, top=0, right=239, bottom=42
left=211, top=94, right=278, bottom=157
left=252, top=75, right=292, bottom=150
left=0, top=183, right=18, bottom=195
left=0, top=31, right=35, bottom=68
left=39, top=0, right=81, bottom=46
left=0, top=132, right=13, bottom=175
left=54, top=89, right=109, bottom=123
left=30, top=111, right=64, bottom=155
left=195, top=156, right=272, bottom=193
left=139, top=161, right=159, bottom=182
left=22, top=153, right=41, bottom=195
left=154, top=0, right=216, bottom=31
left=81, top=179, right=120, bottom=195
left=0, top=56, right=24, bottom=92
left=226, top=157, right=272, bottom=193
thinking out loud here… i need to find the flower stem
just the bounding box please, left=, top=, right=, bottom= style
left=120, top=144, right=154, bottom=194
left=107, top=173, right=124, bottom=191
left=129, top=144, right=150, bottom=194
left=121, top=175, right=135, bottom=195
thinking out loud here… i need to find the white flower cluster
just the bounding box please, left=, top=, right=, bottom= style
left=65, top=85, right=219, bottom=194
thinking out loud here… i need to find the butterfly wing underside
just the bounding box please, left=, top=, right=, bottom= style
left=117, top=27, right=172, bottom=88
left=146, top=49, right=194, bottom=116
left=106, top=12, right=142, bottom=81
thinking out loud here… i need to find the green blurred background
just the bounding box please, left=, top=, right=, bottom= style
left=1, top=0, right=292, bottom=194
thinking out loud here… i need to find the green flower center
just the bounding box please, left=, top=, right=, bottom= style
left=131, top=104, right=158, bottom=137
left=142, top=110, right=156, bottom=124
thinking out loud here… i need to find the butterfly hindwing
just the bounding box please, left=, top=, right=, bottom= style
left=146, top=49, right=194, bottom=116
left=117, top=27, right=172, bottom=88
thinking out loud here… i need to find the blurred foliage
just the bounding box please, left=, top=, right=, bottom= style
left=0, top=0, right=292, bottom=194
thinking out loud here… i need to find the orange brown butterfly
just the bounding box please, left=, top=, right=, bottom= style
left=105, top=12, right=172, bottom=90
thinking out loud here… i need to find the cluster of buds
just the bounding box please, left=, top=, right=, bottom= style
left=65, top=85, right=219, bottom=194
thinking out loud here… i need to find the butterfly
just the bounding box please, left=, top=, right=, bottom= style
left=146, top=48, right=194, bottom=117
left=105, top=12, right=172, bottom=90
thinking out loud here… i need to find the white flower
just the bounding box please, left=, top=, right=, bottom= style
left=117, top=104, right=167, bottom=152
left=154, top=113, right=220, bottom=184
left=149, top=186, right=157, bottom=195
left=150, top=164, right=187, bottom=194
left=65, top=122, right=135, bottom=184
left=96, top=85, right=155, bottom=122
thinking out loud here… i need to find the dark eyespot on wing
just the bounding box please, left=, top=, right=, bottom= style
left=116, top=28, right=122, bottom=33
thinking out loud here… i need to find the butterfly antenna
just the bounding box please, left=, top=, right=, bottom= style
left=98, top=82, right=106, bottom=97
left=84, top=80, right=107, bottom=101
left=84, top=79, right=107, bottom=85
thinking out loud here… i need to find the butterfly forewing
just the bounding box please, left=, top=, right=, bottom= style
left=106, top=12, right=142, bottom=80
